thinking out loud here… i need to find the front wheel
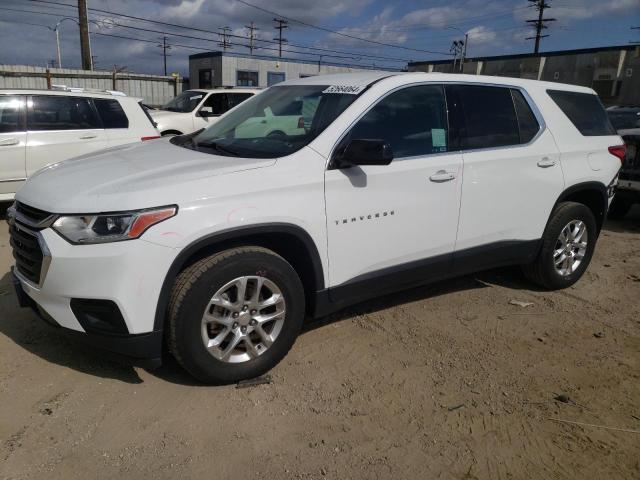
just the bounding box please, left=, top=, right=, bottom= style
left=167, top=246, right=305, bottom=384
left=522, top=201, right=597, bottom=290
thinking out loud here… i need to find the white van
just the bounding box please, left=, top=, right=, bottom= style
left=0, top=89, right=159, bottom=201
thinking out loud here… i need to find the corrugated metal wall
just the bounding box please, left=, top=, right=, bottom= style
left=0, top=65, right=182, bottom=106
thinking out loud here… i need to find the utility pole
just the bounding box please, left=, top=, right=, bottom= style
left=460, top=33, right=468, bottom=72
left=77, top=0, right=92, bottom=69
left=157, top=36, right=171, bottom=75
left=273, top=18, right=288, bottom=58
left=450, top=40, right=463, bottom=72
left=245, top=21, right=258, bottom=55
left=526, top=0, right=555, bottom=54
left=218, top=27, right=231, bottom=52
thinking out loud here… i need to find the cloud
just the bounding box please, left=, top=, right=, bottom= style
left=164, top=0, right=206, bottom=19
left=466, top=26, right=497, bottom=45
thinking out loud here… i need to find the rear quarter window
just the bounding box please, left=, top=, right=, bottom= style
left=94, top=99, right=129, bottom=129
left=547, top=90, right=615, bottom=136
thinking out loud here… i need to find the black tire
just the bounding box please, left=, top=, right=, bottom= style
left=168, top=246, right=305, bottom=384
left=522, top=201, right=597, bottom=290
left=267, top=130, right=286, bottom=138
left=607, top=197, right=632, bottom=220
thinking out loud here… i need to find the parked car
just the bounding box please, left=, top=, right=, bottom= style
left=9, top=72, right=623, bottom=383
left=606, top=106, right=640, bottom=219
left=0, top=88, right=159, bottom=201
left=150, top=88, right=259, bottom=136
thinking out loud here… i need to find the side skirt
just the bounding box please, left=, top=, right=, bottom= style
left=311, top=239, right=541, bottom=318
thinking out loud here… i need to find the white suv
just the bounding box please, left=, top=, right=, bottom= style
left=0, top=88, right=159, bottom=201
left=150, top=88, right=258, bottom=136
left=8, top=72, right=623, bottom=383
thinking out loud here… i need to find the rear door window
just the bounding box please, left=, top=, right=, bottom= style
left=347, top=84, right=449, bottom=158
left=94, top=99, right=129, bottom=128
left=0, top=95, right=24, bottom=133
left=28, top=96, right=100, bottom=131
left=453, top=85, right=520, bottom=150
left=227, top=93, right=254, bottom=109
left=511, top=89, right=540, bottom=144
left=547, top=90, right=615, bottom=136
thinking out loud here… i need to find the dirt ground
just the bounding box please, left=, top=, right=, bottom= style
left=0, top=203, right=638, bottom=480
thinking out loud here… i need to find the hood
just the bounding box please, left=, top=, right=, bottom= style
left=149, top=109, right=185, bottom=119
left=16, top=139, right=276, bottom=213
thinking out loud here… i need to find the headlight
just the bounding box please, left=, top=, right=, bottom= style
left=52, top=206, right=177, bottom=244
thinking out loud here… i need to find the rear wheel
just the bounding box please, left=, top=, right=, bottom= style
left=168, top=246, right=305, bottom=384
left=523, top=202, right=597, bottom=290
left=607, top=196, right=632, bottom=220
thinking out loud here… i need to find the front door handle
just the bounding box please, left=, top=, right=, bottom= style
left=429, top=170, right=456, bottom=183
left=79, top=134, right=97, bottom=140
left=537, top=158, right=556, bottom=168
left=0, top=138, right=19, bottom=146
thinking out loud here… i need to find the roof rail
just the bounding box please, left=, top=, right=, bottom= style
left=50, top=85, right=127, bottom=96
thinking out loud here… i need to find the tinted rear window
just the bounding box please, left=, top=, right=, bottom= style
left=28, top=96, right=100, bottom=131
left=547, top=90, right=615, bottom=136
left=94, top=99, right=129, bottom=129
left=511, top=89, right=540, bottom=143
left=455, top=85, right=520, bottom=150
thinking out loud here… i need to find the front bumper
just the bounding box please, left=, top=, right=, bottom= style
left=11, top=227, right=178, bottom=367
left=13, top=268, right=163, bottom=368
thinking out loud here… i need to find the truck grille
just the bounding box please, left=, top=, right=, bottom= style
left=10, top=223, right=44, bottom=284
left=8, top=202, right=55, bottom=286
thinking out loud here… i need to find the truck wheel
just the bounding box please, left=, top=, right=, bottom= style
left=168, top=246, right=305, bottom=384
left=607, top=197, right=632, bottom=220
left=522, top=202, right=597, bottom=290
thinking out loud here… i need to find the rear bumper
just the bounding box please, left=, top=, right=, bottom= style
left=12, top=268, right=163, bottom=369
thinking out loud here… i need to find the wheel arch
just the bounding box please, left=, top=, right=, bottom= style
left=554, top=181, right=608, bottom=233
left=161, top=129, right=183, bottom=136
left=153, top=223, right=325, bottom=331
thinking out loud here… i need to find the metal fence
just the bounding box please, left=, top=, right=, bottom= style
left=0, top=65, right=182, bottom=107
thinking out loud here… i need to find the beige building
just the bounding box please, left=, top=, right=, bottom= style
left=189, top=51, right=398, bottom=89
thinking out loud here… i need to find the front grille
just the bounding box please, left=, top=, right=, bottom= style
left=15, top=201, right=55, bottom=227
left=10, top=223, right=44, bottom=284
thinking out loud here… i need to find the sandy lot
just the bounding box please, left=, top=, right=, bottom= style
left=0, top=203, right=638, bottom=480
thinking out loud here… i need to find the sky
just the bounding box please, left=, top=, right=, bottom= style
left=0, top=0, right=638, bottom=76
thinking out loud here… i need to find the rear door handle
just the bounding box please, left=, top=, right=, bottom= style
left=429, top=170, right=456, bottom=183
left=0, top=138, right=19, bottom=146
left=537, top=158, right=556, bottom=168
left=79, top=134, right=97, bottom=139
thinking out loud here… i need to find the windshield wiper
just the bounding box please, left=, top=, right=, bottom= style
left=196, top=140, right=241, bottom=157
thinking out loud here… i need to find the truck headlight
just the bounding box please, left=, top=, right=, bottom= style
left=52, top=206, right=177, bottom=244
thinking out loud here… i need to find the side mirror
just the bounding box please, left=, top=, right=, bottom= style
left=334, top=139, right=393, bottom=168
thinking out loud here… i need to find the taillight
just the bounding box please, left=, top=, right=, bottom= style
left=141, top=136, right=161, bottom=141
left=297, top=117, right=305, bottom=129
left=608, top=145, right=626, bottom=164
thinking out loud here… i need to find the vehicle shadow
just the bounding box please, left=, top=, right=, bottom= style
left=0, top=271, right=144, bottom=384
left=150, top=265, right=538, bottom=386
left=602, top=205, right=640, bottom=234
left=0, top=201, right=10, bottom=220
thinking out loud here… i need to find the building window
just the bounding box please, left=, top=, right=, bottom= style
left=199, top=69, right=212, bottom=89
left=237, top=70, right=259, bottom=87
left=267, top=71, right=285, bottom=86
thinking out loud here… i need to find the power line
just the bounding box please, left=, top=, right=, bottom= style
left=245, top=21, right=257, bottom=55
left=525, top=0, right=556, bottom=54
left=273, top=18, right=288, bottom=58
left=19, top=0, right=423, bottom=61
left=234, top=0, right=453, bottom=55
left=157, top=35, right=171, bottom=75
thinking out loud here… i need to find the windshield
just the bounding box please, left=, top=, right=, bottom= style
left=608, top=110, right=640, bottom=130
left=185, top=85, right=359, bottom=158
left=162, top=90, right=206, bottom=113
